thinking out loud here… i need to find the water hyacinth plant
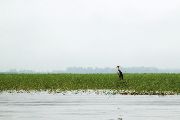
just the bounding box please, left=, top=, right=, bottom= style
left=0, top=73, right=180, bottom=95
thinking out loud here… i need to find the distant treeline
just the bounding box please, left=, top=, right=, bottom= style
left=1, top=67, right=180, bottom=73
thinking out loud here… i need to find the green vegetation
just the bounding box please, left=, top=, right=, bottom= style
left=0, top=74, right=180, bottom=95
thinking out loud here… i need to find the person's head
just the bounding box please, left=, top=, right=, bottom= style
left=117, top=66, right=120, bottom=68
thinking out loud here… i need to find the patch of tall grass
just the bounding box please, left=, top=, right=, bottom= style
left=0, top=74, right=179, bottom=94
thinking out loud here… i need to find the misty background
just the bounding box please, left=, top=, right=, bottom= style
left=1, top=67, right=180, bottom=74
left=0, top=0, right=180, bottom=72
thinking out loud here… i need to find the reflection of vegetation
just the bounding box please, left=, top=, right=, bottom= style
left=0, top=74, right=180, bottom=95
left=117, top=118, right=123, bottom=120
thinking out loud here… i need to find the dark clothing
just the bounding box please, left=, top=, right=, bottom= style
left=118, top=69, right=123, bottom=80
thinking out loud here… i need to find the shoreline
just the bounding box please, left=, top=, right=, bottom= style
left=0, top=89, right=179, bottom=95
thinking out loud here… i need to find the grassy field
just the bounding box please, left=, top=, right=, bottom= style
left=0, top=73, right=180, bottom=95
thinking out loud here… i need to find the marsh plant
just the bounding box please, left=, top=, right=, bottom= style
left=0, top=73, right=180, bottom=95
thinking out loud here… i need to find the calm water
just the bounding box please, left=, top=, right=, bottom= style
left=0, top=92, right=180, bottom=120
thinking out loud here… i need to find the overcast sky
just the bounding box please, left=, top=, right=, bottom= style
left=0, top=0, right=180, bottom=71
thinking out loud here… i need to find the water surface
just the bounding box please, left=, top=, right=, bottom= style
left=0, top=92, right=180, bottom=120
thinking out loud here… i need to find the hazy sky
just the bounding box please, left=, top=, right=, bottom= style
left=0, top=0, right=180, bottom=71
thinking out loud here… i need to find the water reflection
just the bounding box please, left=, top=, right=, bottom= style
left=0, top=92, right=180, bottom=120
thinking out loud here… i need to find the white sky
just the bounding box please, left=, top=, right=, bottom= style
left=0, top=0, right=180, bottom=71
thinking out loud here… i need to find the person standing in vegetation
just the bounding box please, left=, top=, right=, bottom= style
left=117, top=66, right=123, bottom=80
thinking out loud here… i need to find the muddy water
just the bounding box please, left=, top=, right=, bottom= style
left=0, top=92, right=180, bottom=120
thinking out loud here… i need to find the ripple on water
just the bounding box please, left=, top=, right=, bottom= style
left=0, top=92, right=180, bottom=120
